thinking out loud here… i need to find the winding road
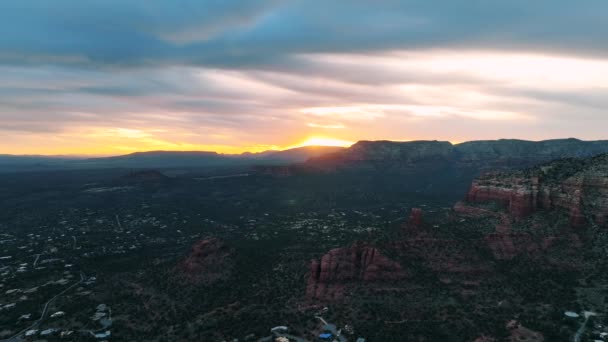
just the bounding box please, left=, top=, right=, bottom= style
left=1, top=272, right=86, bottom=342
left=574, top=311, right=597, bottom=342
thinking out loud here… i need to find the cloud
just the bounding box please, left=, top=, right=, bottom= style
left=1, top=1, right=608, bottom=69
left=1, top=1, right=608, bottom=154
left=307, top=123, right=345, bottom=129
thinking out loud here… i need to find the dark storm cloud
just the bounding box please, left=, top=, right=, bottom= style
left=1, top=0, right=608, bottom=68
left=0, top=0, right=280, bottom=67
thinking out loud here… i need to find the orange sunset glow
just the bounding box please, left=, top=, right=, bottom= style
left=1, top=126, right=355, bottom=156
left=2, top=3, right=608, bottom=157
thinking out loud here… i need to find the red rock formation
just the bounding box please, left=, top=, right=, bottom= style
left=465, top=175, right=539, bottom=220
left=306, top=243, right=408, bottom=300
left=408, top=208, right=424, bottom=227
left=464, top=158, right=608, bottom=228
left=178, top=238, right=234, bottom=285
left=402, top=208, right=431, bottom=237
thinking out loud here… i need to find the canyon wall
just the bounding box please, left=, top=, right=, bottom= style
left=465, top=155, right=608, bottom=227
left=306, top=243, right=408, bottom=300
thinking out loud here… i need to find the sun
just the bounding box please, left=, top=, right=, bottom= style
left=290, top=136, right=355, bottom=148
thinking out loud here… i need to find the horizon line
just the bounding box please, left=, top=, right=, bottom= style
left=0, top=137, right=601, bottom=159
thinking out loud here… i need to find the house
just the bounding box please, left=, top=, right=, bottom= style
left=61, top=330, right=74, bottom=338
left=24, top=329, right=38, bottom=337
left=319, top=333, right=333, bottom=341
left=94, top=330, right=111, bottom=339
left=564, top=311, right=580, bottom=318
left=271, top=326, right=289, bottom=333
left=51, top=311, right=66, bottom=318
left=40, top=328, right=58, bottom=336
left=2, top=303, right=16, bottom=310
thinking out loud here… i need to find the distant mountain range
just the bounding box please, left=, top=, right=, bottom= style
left=3, top=138, right=608, bottom=173
left=0, top=146, right=344, bottom=172
left=297, top=138, right=608, bottom=172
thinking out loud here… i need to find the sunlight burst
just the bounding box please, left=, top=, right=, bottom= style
left=291, top=136, right=355, bottom=148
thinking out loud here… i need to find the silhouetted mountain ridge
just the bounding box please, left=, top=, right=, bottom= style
left=3, top=139, right=608, bottom=173
left=302, top=138, right=608, bottom=171
left=0, top=145, right=345, bottom=172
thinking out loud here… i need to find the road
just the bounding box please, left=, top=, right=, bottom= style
left=32, top=254, right=41, bottom=267
left=316, top=316, right=348, bottom=342
left=1, top=272, right=86, bottom=342
left=574, top=311, right=597, bottom=342
left=115, top=215, right=123, bottom=230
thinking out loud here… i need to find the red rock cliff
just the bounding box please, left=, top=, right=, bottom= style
left=464, top=155, right=608, bottom=227
left=408, top=208, right=425, bottom=227
left=306, top=243, right=408, bottom=300
left=178, top=238, right=234, bottom=285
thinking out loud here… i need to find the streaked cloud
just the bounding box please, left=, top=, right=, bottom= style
left=0, top=1, right=607, bottom=154
left=307, top=123, right=345, bottom=129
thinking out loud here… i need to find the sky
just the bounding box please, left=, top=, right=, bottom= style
left=1, top=1, right=608, bottom=156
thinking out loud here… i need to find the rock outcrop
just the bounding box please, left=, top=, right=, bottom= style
left=403, top=208, right=433, bottom=237
left=465, top=175, right=540, bottom=220
left=408, top=208, right=425, bottom=227
left=464, top=154, right=608, bottom=227
left=178, top=238, right=234, bottom=285
left=306, top=243, right=408, bottom=300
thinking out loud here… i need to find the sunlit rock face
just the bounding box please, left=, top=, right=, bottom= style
left=465, top=176, right=541, bottom=220
left=464, top=154, right=608, bottom=227
left=455, top=154, right=608, bottom=262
